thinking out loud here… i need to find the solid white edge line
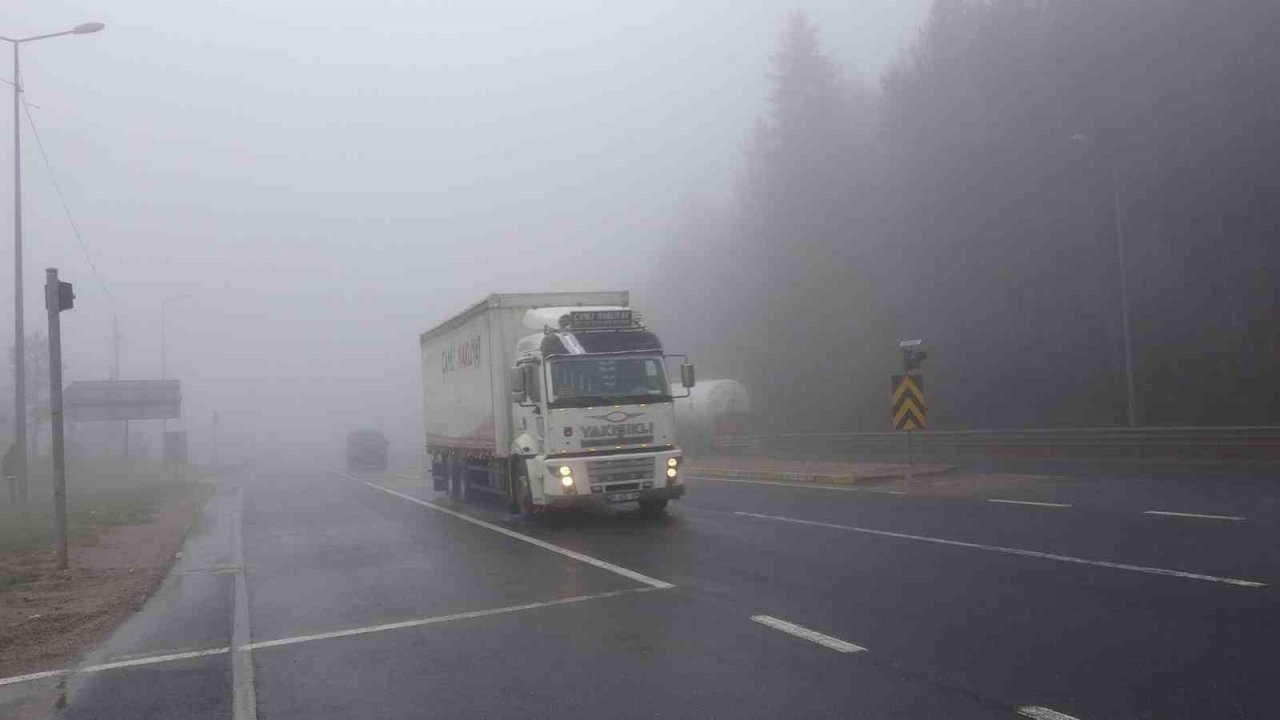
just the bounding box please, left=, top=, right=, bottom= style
left=0, top=647, right=231, bottom=688
left=734, top=511, right=1265, bottom=588
left=686, top=474, right=907, bottom=495
left=1018, top=706, right=1083, bottom=720
left=248, top=587, right=658, bottom=651
left=750, top=615, right=866, bottom=653
left=333, top=471, right=675, bottom=590
left=232, top=487, right=258, bottom=720
left=1143, top=510, right=1244, bottom=521
left=988, top=498, right=1072, bottom=508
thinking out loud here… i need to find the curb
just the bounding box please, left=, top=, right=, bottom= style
left=685, top=464, right=955, bottom=486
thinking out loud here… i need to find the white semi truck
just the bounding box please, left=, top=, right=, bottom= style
left=420, top=292, right=695, bottom=515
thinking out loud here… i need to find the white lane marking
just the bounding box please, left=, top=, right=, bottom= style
left=751, top=615, right=866, bottom=653
left=987, top=498, right=1072, bottom=508
left=396, top=473, right=421, bottom=481
left=687, top=474, right=906, bottom=495
left=232, top=487, right=258, bottom=720
left=735, top=511, right=1265, bottom=588
left=0, top=588, right=662, bottom=688
left=1143, top=510, right=1244, bottom=521
left=249, top=587, right=658, bottom=651
left=335, top=471, right=674, bottom=590
left=1018, top=706, right=1083, bottom=720
left=0, top=647, right=230, bottom=688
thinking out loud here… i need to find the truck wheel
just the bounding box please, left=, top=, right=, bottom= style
left=512, top=463, right=535, bottom=517
left=638, top=499, right=668, bottom=516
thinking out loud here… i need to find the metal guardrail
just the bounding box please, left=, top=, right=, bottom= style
left=714, top=426, right=1280, bottom=463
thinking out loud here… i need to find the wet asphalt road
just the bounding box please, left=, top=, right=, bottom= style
left=22, top=463, right=1280, bottom=719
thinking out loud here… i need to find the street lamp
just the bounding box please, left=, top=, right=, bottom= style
left=0, top=22, right=104, bottom=502
left=1073, top=133, right=1137, bottom=427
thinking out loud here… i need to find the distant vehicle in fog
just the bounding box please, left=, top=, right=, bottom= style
left=672, top=379, right=752, bottom=455
left=420, top=292, right=695, bottom=516
left=346, top=429, right=388, bottom=472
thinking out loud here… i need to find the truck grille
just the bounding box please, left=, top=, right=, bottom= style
left=588, top=457, right=654, bottom=484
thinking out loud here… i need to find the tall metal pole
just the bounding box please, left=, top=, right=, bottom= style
left=1112, top=165, right=1137, bottom=427
left=46, top=269, right=67, bottom=569
left=161, top=303, right=167, bottom=438
left=12, top=42, right=26, bottom=503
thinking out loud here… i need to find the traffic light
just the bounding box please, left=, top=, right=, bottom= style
left=57, top=281, right=74, bottom=312
left=46, top=277, right=74, bottom=312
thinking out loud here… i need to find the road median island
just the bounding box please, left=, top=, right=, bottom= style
left=685, top=457, right=955, bottom=485
left=0, top=463, right=214, bottom=707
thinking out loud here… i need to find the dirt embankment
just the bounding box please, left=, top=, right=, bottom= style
left=0, top=483, right=211, bottom=680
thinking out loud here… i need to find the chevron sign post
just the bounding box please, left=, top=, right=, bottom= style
left=891, top=374, right=926, bottom=431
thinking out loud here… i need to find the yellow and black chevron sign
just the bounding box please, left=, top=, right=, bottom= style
left=891, top=374, right=926, bottom=430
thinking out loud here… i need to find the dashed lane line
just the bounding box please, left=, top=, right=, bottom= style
left=734, top=511, right=1265, bottom=588
left=686, top=474, right=906, bottom=495
left=696, top=474, right=1256, bottom=522
left=333, top=470, right=675, bottom=590
left=1143, top=510, right=1244, bottom=521
left=751, top=615, right=867, bottom=653
left=1018, top=706, right=1083, bottom=720
left=987, top=499, right=1072, bottom=508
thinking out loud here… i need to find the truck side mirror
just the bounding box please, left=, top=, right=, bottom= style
left=509, top=366, right=526, bottom=402
left=524, top=364, right=542, bottom=403
left=681, top=363, right=696, bottom=389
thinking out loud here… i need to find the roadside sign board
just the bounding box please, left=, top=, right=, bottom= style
left=65, top=380, right=181, bottom=422
left=892, top=374, right=925, bottom=430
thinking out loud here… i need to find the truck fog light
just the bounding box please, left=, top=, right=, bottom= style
left=561, top=475, right=575, bottom=487
left=666, top=467, right=678, bottom=478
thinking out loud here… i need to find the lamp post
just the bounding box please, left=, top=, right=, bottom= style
left=1, top=22, right=104, bottom=502
left=1073, top=133, right=1137, bottom=427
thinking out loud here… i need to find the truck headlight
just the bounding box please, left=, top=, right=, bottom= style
left=667, top=458, right=679, bottom=468
left=558, top=466, right=573, bottom=476
left=666, top=467, right=678, bottom=478
left=561, top=475, right=575, bottom=487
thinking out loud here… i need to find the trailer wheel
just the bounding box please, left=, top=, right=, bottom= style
left=449, top=457, right=467, bottom=502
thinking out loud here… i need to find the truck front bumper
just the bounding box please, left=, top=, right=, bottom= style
left=541, top=483, right=685, bottom=509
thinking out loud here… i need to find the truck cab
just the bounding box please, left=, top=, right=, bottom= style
left=508, top=307, right=693, bottom=514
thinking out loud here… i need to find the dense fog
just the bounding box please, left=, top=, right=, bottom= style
left=651, top=0, right=1280, bottom=434
left=3, top=0, right=1277, bottom=467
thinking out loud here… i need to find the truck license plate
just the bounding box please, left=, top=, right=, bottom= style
left=607, top=491, right=641, bottom=503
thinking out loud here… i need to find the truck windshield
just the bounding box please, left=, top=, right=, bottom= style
left=548, top=356, right=670, bottom=407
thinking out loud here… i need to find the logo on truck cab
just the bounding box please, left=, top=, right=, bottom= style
left=577, top=421, right=654, bottom=447
left=441, top=335, right=482, bottom=374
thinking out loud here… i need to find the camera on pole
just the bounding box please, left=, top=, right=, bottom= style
left=899, top=339, right=927, bottom=373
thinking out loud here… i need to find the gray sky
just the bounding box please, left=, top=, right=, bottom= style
left=1, top=0, right=928, bottom=461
